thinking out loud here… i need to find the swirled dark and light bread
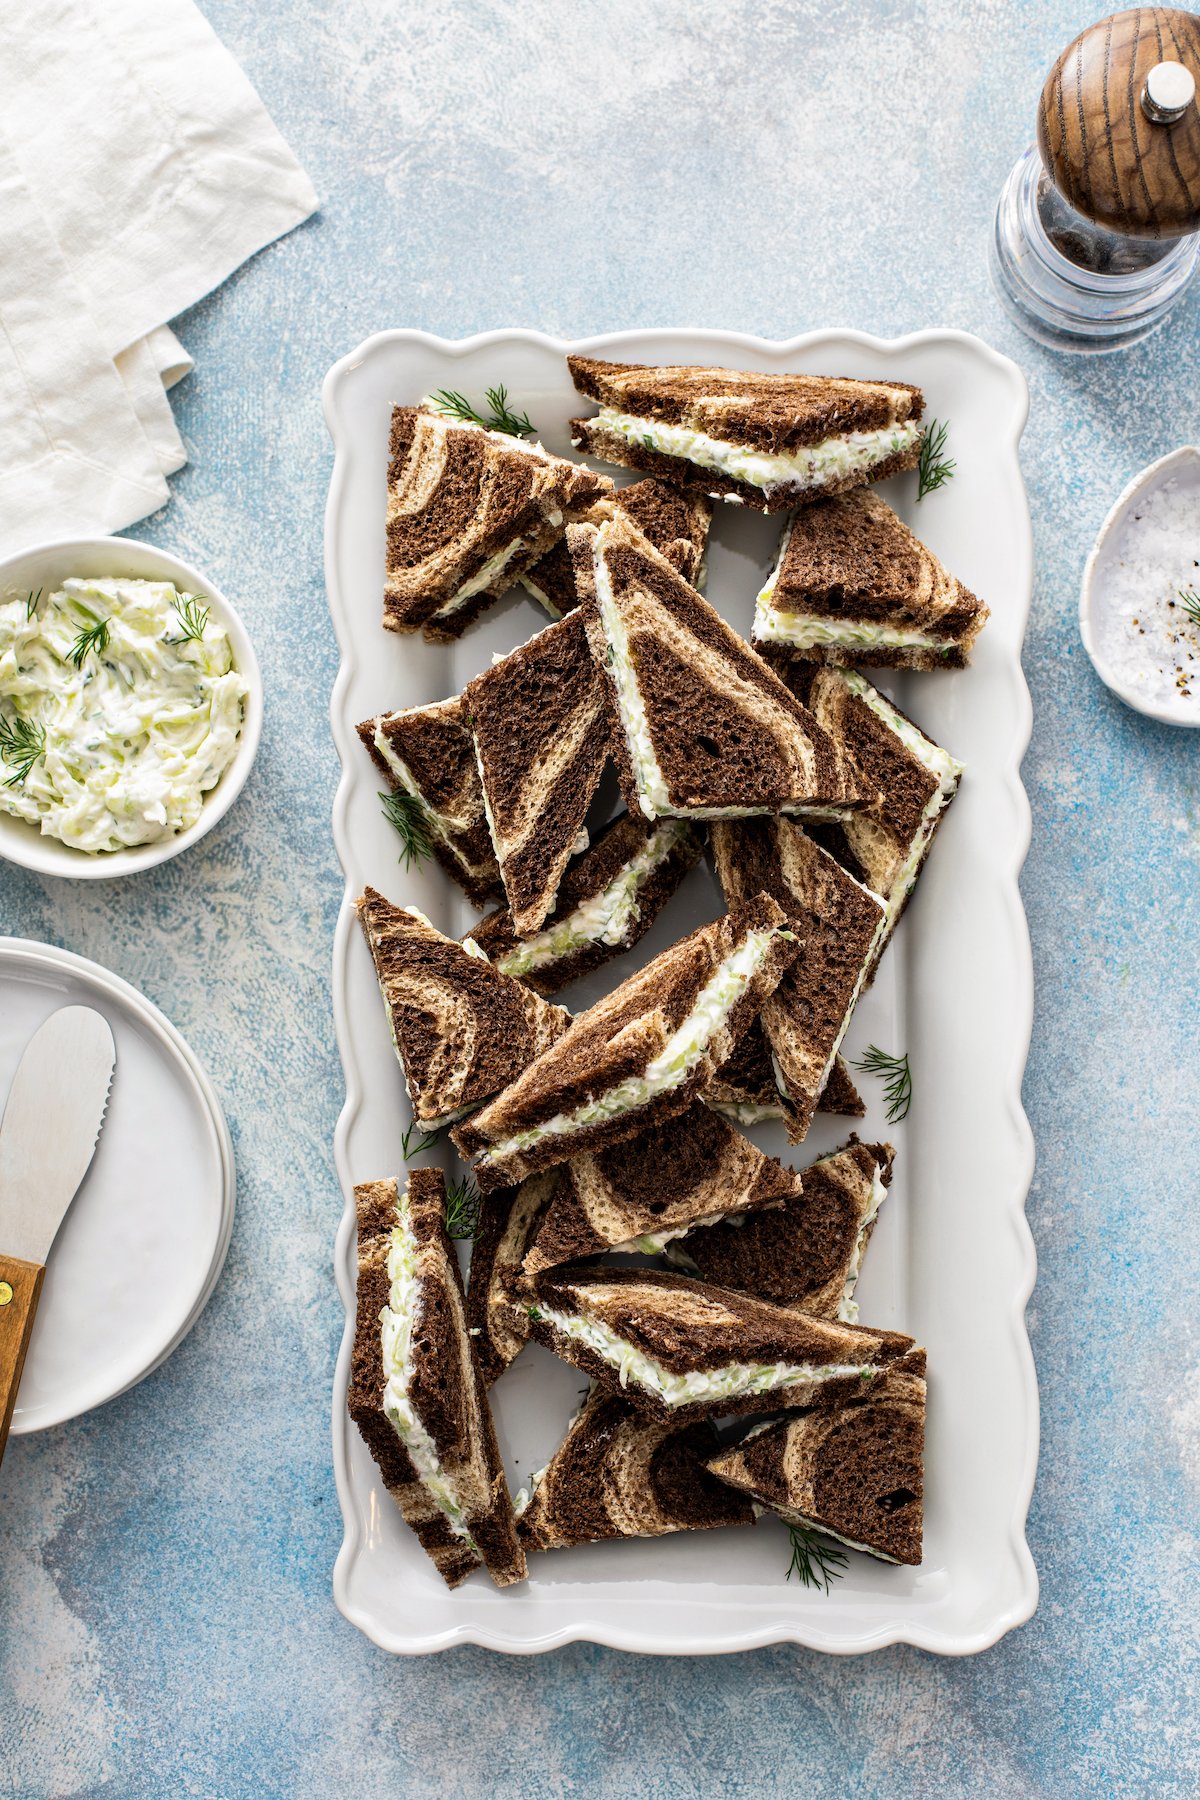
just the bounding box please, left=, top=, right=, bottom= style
left=707, top=1023, right=863, bottom=1129
left=521, top=1099, right=804, bottom=1274
left=517, top=1387, right=754, bottom=1553
left=347, top=1171, right=526, bottom=1588
left=570, top=513, right=859, bottom=821
left=356, top=695, right=500, bottom=906
left=707, top=1349, right=926, bottom=1565
left=711, top=817, right=885, bottom=1144
left=466, top=611, right=610, bottom=938
left=464, top=812, right=703, bottom=997
left=567, top=357, right=924, bottom=512
left=356, top=888, right=571, bottom=1128
left=521, top=477, right=712, bottom=617
left=753, top=488, right=988, bottom=670
left=523, top=1264, right=915, bottom=1426
left=464, top=1171, right=561, bottom=1385
left=383, top=406, right=606, bottom=640
left=665, top=1137, right=894, bottom=1320
left=780, top=665, right=964, bottom=979
left=451, top=895, right=800, bottom=1191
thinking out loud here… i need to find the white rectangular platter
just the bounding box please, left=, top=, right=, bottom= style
left=323, top=328, right=1038, bottom=1656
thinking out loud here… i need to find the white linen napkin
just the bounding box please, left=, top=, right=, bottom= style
left=0, top=0, right=318, bottom=556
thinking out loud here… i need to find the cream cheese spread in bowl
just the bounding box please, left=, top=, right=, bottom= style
left=0, top=537, right=262, bottom=876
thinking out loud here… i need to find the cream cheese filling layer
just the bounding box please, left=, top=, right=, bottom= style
left=772, top=1504, right=901, bottom=1564
left=592, top=409, right=922, bottom=498
left=477, top=926, right=784, bottom=1166
left=532, top=1302, right=871, bottom=1408
left=372, top=726, right=495, bottom=882
left=379, top=1192, right=478, bottom=1548
left=486, top=819, right=693, bottom=977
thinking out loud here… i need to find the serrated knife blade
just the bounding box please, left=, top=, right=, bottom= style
left=0, top=1006, right=115, bottom=1459
left=0, top=1006, right=116, bottom=1264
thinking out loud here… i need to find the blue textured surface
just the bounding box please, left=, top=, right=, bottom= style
left=3, top=2, right=1199, bottom=1795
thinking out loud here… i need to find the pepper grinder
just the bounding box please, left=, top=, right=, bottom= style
left=990, top=7, right=1200, bottom=351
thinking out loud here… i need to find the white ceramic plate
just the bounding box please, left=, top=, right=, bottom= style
left=1, top=938, right=235, bottom=1432
left=0, top=535, right=263, bottom=877
left=1080, top=444, right=1200, bottom=727
left=322, top=328, right=1037, bottom=1656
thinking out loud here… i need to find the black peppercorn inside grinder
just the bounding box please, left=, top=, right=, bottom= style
left=990, top=7, right=1200, bottom=351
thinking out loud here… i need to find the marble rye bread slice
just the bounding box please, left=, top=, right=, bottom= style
left=754, top=488, right=989, bottom=670
left=382, top=406, right=605, bottom=639
left=356, top=694, right=500, bottom=907
left=466, top=611, right=610, bottom=938
left=707, top=1349, right=926, bottom=1565
left=521, top=1099, right=805, bottom=1274
left=712, top=817, right=884, bottom=1144
left=522, top=477, right=713, bottom=616
left=669, top=1137, right=894, bottom=1318
left=463, top=813, right=703, bottom=998
left=524, top=1263, right=915, bottom=1426
left=517, top=1387, right=754, bottom=1552
left=464, top=1170, right=562, bottom=1385
left=452, top=893, right=800, bottom=1192
left=347, top=1170, right=526, bottom=1588
left=571, top=512, right=858, bottom=819
left=567, top=356, right=923, bottom=511
left=357, top=887, right=571, bottom=1127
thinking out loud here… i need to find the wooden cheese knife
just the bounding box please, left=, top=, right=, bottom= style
left=0, top=1006, right=116, bottom=1464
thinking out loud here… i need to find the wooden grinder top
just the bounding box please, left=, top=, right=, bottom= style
left=1038, top=7, right=1200, bottom=238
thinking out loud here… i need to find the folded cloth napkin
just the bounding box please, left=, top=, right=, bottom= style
left=0, top=0, right=318, bottom=556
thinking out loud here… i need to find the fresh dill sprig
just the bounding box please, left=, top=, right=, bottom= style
left=916, top=419, right=955, bottom=501
left=852, top=1045, right=913, bottom=1122
left=1177, top=587, right=1200, bottom=627
left=0, top=713, right=46, bottom=787
left=785, top=1522, right=849, bottom=1592
left=444, top=1177, right=481, bottom=1240
left=428, top=383, right=535, bottom=439
left=379, top=789, right=433, bottom=871
left=25, top=588, right=43, bottom=621
left=67, top=616, right=110, bottom=668
left=167, top=591, right=210, bottom=644
left=401, top=1119, right=442, bottom=1160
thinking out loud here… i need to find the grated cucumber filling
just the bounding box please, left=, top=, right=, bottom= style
left=591, top=409, right=922, bottom=498
left=0, top=577, right=246, bottom=854
left=372, top=725, right=495, bottom=881
left=428, top=535, right=539, bottom=622
left=487, top=819, right=694, bottom=977
left=478, top=926, right=783, bottom=1166
left=379, top=1189, right=478, bottom=1549
left=533, top=1302, right=871, bottom=1407
left=837, top=1165, right=889, bottom=1324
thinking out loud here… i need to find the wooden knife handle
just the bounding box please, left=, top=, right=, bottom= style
left=0, top=1254, right=46, bottom=1466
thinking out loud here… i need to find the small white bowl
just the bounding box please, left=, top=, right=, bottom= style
left=1080, top=446, right=1200, bottom=728
left=0, top=536, right=263, bottom=877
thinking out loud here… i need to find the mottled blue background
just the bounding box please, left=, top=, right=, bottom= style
left=3, top=2, right=1198, bottom=1795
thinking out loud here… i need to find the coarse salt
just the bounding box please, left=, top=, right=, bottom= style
left=1092, top=473, right=1200, bottom=719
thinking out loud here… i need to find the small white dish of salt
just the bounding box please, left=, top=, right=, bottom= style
left=1081, top=446, right=1200, bottom=727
